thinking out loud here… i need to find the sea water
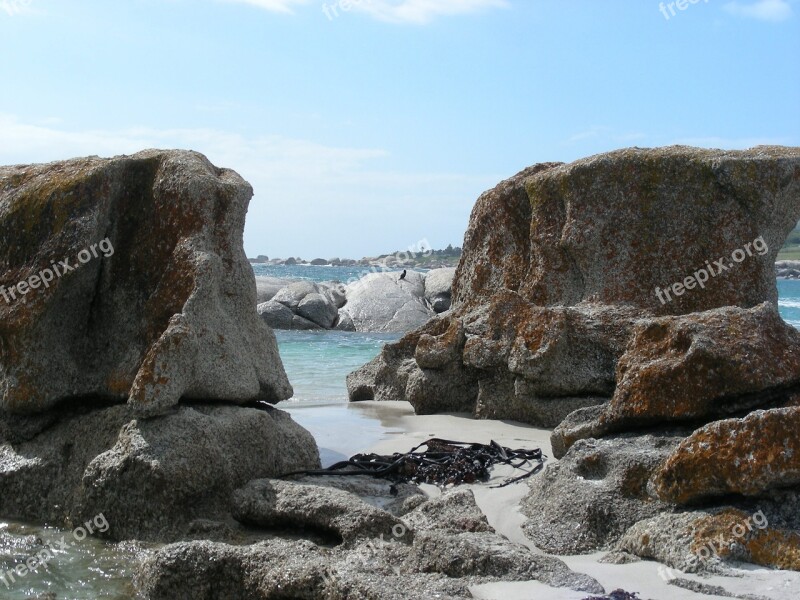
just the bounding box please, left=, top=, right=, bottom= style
left=1, top=270, right=799, bottom=598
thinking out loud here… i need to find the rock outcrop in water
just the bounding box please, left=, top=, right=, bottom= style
left=0, top=150, right=292, bottom=417
left=347, top=146, right=800, bottom=566
left=0, top=150, right=320, bottom=540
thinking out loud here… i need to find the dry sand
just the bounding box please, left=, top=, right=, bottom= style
left=343, top=401, right=800, bottom=600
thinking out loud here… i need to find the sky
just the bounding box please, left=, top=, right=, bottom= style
left=1, top=0, right=798, bottom=259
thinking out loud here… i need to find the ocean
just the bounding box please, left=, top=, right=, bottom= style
left=1, top=266, right=799, bottom=598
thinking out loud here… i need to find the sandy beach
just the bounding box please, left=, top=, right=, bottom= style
left=331, top=401, right=800, bottom=600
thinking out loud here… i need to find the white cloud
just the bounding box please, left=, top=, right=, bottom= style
left=220, top=0, right=308, bottom=14
left=351, top=0, right=509, bottom=24
left=723, top=0, right=794, bottom=22
left=216, top=0, right=509, bottom=23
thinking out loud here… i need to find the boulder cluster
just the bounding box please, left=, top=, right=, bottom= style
left=777, top=259, right=800, bottom=279
left=348, top=146, right=800, bottom=572
left=256, top=268, right=456, bottom=333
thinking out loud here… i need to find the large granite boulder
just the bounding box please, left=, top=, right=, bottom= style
left=339, top=271, right=435, bottom=333
left=0, top=150, right=320, bottom=543
left=0, top=150, right=292, bottom=418
left=348, top=147, right=800, bottom=426
left=347, top=146, right=800, bottom=564
left=0, top=402, right=319, bottom=542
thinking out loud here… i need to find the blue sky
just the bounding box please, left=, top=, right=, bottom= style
left=1, top=0, right=798, bottom=258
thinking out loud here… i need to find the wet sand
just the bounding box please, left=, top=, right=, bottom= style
left=334, top=401, right=800, bottom=600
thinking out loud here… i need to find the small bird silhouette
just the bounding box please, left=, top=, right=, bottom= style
left=399, top=269, right=407, bottom=280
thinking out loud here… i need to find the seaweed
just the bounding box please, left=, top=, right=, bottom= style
left=279, top=438, right=546, bottom=488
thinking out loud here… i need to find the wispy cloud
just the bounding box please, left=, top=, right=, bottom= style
left=562, top=126, right=646, bottom=146
left=219, top=0, right=308, bottom=15
left=352, top=0, right=509, bottom=24
left=0, top=0, right=36, bottom=17
left=217, top=0, right=508, bottom=22
left=723, top=0, right=794, bottom=22
left=669, top=135, right=792, bottom=148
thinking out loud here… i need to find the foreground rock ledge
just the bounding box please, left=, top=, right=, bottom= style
left=0, top=402, right=320, bottom=541
left=0, top=149, right=292, bottom=418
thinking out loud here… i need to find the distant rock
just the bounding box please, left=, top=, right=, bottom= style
left=424, top=267, right=456, bottom=313
left=310, top=258, right=329, bottom=266
left=0, top=149, right=292, bottom=418
left=298, top=293, right=339, bottom=328
left=339, top=271, right=435, bottom=333
left=263, top=281, right=341, bottom=330
left=255, top=276, right=296, bottom=303
left=257, top=300, right=295, bottom=330
left=334, top=311, right=356, bottom=332
left=776, top=259, right=800, bottom=279
left=273, top=281, right=321, bottom=310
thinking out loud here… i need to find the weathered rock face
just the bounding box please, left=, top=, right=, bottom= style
left=348, top=146, right=800, bottom=426
left=0, top=150, right=292, bottom=417
left=521, top=434, right=682, bottom=554
left=0, top=402, right=320, bottom=541
left=616, top=502, right=800, bottom=573
left=232, top=479, right=407, bottom=546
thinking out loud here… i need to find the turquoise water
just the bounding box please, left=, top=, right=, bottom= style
left=275, top=330, right=400, bottom=404
left=778, top=279, right=800, bottom=328
left=274, top=330, right=402, bottom=466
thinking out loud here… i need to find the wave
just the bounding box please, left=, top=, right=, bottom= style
left=779, top=299, right=800, bottom=309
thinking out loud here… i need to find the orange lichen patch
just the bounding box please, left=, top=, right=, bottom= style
left=690, top=510, right=752, bottom=558
left=746, top=528, right=800, bottom=570
left=652, top=407, right=800, bottom=504
left=692, top=510, right=800, bottom=570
